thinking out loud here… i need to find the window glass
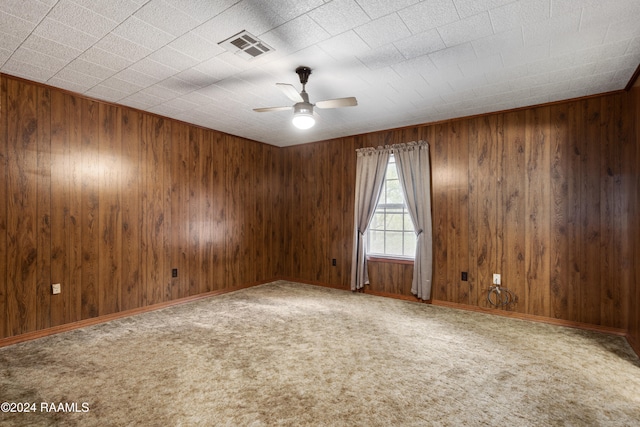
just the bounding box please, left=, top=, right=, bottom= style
left=404, top=233, right=417, bottom=256
left=386, top=179, right=403, bottom=204
left=370, top=213, right=384, bottom=229
left=369, top=230, right=385, bottom=254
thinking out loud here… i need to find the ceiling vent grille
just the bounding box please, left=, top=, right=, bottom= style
left=219, top=30, right=273, bottom=60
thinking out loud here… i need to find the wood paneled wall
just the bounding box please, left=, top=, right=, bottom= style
left=0, top=75, right=282, bottom=339
left=629, top=85, right=640, bottom=351
left=1, top=72, right=638, bottom=342
left=281, top=92, right=637, bottom=330
left=281, top=136, right=357, bottom=287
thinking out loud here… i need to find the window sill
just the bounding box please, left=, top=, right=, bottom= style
left=367, top=256, right=414, bottom=265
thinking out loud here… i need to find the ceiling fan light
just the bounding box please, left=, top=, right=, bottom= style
left=292, top=112, right=315, bottom=129
left=292, top=102, right=315, bottom=129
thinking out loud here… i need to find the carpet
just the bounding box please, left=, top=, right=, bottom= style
left=1, top=280, right=639, bottom=426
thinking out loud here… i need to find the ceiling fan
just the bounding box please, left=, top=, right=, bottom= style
left=253, top=66, right=358, bottom=129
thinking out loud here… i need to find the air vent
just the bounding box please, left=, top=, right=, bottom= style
left=219, top=30, right=273, bottom=60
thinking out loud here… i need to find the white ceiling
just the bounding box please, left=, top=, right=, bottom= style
left=1, top=0, right=639, bottom=147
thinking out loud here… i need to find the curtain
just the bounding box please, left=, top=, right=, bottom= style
left=350, top=147, right=390, bottom=291
left=394, top=141, right=433, bottom=300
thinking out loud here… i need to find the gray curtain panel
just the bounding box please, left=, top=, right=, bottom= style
left=394, top=141, right=433, bottom=300
left=350, top=147, right=390, bottom=291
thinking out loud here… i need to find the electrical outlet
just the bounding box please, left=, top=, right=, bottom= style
left=461, top=271, right=468, bottom=281
left=493, top=274, right=501, bottom=285
left=52, top=283, right=61, bottom=295
left=332, top=259, right=337, bottom=266
left=172, top=268, right=178, bottom=278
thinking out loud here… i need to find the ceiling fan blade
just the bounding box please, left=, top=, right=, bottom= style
left=315, top=97, right=358, bottom=109
left=253, top=106, right=293, bottom=113
left=276, top=83, right=304, bottom=102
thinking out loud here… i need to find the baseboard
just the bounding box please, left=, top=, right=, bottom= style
left=627, top=334, right=640, bottom=358
left=280, top=277, right=427, bottom=302
left=5, top=278, right=634, bottom=356
left=278, top=277, right=351, bottom=291
left=0, top=280, right=270, bottom=348
left=431, top=299, right=628, bottom=337
left=360, top=289, right=427, bottom=302
left=280, top=278, right=631, bottom=339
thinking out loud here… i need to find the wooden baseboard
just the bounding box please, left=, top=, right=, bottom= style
left=278, top=277, right=351, bottom=291
left=627, top=334, right=640, bottom=357
left=430, top=299, right=628, bottom=336
left=280, top=278, right=631, bottom=339
left=0, top=280, right=269, bottom=348
left=279, top=277, right=427, bottom=302
left=4, top=277, right=636, bottom=359
left=361, top=289, right=426, bottom=302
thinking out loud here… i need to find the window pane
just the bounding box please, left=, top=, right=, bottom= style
left=386, top=179, right=403, bottom=204
left=404, top=214, right=415, bottom=231
left=370, top=213, right=385, bottom=230
left=386, top=232, right=403, bottom=256
left=386, top=213, right=403, bottom=230
left=404, top=232, right=416, bottom=256
left=386, top=161, right=398, bottom=180
left=369, top=230, right=385, bottom=254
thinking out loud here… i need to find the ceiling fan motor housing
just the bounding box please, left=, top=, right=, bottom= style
left=296, top=66, right=312, bottom=85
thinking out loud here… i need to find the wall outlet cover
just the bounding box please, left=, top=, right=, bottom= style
left=52, top=283, right=61, bottom=295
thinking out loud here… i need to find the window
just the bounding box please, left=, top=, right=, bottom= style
left=367, top=154, right=416, bottom=259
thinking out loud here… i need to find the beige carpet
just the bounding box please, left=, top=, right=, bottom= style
left=1, top=280, right=639, bottom=426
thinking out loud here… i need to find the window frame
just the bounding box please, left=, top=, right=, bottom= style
left=366, top=154, right=416, bottom=261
